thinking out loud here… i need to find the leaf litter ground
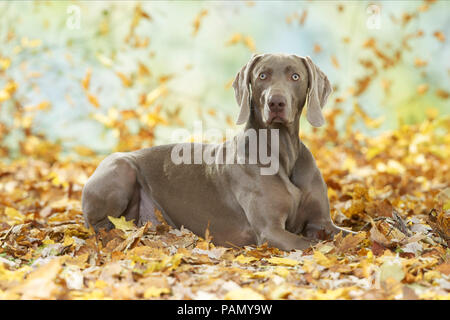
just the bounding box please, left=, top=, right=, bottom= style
left=0, top=114, right=449, bottom=300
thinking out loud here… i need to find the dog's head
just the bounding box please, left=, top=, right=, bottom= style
left=233, top=53, right=332, bottom=128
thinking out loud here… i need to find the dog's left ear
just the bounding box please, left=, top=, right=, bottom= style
left=299, top=56, right=332, bottom=127
left=233, top=54, right=264, bottom=125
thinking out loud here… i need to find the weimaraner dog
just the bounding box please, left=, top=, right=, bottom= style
left=82, top=53, right=353, bottom=251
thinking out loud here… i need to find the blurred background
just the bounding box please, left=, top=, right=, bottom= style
left=0, top=0, right=448, bottom=160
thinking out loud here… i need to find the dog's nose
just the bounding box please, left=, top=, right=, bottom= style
left=268, top=94, right=287, bottom=112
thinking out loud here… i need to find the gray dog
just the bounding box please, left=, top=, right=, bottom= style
left=82, top=53, right=353, bottom=251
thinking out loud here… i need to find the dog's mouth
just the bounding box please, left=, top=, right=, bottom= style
left=267, top=112, right=287, bottom=125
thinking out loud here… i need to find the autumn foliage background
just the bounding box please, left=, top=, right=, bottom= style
left=0, top=1, right=449, bottom=300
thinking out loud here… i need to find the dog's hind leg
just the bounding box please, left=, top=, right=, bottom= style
left=137, top=187, right=162, bottom=227
left=81, top=153, right=139, bottom=232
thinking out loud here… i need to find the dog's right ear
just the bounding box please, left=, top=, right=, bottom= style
left=233, top=54, right=263, bottom=125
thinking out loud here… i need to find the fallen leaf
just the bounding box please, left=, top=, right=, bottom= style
left=12, top=258, right=63, bottom=299
left=108, top=216, right=136, bottom=232
left=266, top=257, right=300, bottom=266
left=380, top=261, right=405, bottom=283
left=234, top=254, right=257, bottom=264
left=225, top=287, right=265, bottom=300
left=144, top=286, right=170, bottom=298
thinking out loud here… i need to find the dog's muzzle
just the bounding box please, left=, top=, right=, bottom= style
left=267, top=94, right=288, bottom=124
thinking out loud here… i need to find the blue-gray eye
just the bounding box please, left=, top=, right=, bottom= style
left=292, top=73, right=300, bottom=81
left=259, top=73, right=267, bottom=80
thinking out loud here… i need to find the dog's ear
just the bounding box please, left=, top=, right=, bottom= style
left=233, top=54, right=263, bottom=125
left=300, top=56, right=332, bottom=127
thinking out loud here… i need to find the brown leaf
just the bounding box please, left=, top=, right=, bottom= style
left=436, top=263, right=450, bottom=276
left=12, top=258, right=63, bottom=299
left=366, top=199, right=393, bottom=218
left=371, top=241, right=386, bottom=256
left=336, top=232, right=366, bottom=254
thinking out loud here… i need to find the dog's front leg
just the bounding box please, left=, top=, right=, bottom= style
left=291, top=144, right=356, bottom=240
left=258, top=227, right=314, bottom=251
left=238, top=189, right=315, bottom=251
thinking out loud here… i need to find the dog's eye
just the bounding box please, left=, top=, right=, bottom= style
left=291, top=73, right=300, bottom=81
left=259, top=73, right=267, bottom=80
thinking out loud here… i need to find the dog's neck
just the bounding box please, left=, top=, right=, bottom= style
left=244, top=110, right=301, bottom=177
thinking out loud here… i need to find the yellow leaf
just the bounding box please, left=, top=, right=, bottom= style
left=82, top=68, right=91, bottom=90
left=269, top=285, right=291, bottom=299
left=225, top=288, right=265, bottom=300
left=107, top=216, right=136, bottom=231
left=0, top=57, right=11, bottom=71
left=274, top=266, right=290, bottom=278
left=36, top=101, right=51, bottom=111
left=94, top=280, right=108, bottom=289
left=0, top=89, right=10, bottom=102
left=342, top=157, right=356, bottom=170
left=143, top=254, right=181, bottom=274
left=0, top=264, right=31, bottom=282
left=5, top=207, right=25, bottom=224
left=144, top=287, right=170, bottom=298
left=145, top=113, right=167, bottom=127
left=158, top=74, right=174, bottom=84
left=87, top=94, right=100, bottom=108
left=414, top=57, right=427, bottom=67
left=314, top=288, right=349, bottom=300
left=73, top=289, right=106, bottom=300
left=433, top=31, right=445, bottom=42
left=443, top=201, right=450, bottom=211
left=267, top=257, right=299, bottom=266
left=116, top=72, right=132, bottom=87
left=424, top=270, right=441, bottom=282
left=192, top=9, right=208, bottom=36
left=243, top=36, right=256, bottom=52
left=313, top=251, right=333, bottom=267
left=138, top=62, right=151, bottom=77
left=225, top=78, right=234, bottom=89
left=417, top=84, right=429, bottom=95
left=225, top=33, right=242, bottom=46
left=248, top=271, right=271, bottom=279
left=145, top=85, right=167, bottom=106
left=73, top=145, right=96, bottom=157
left=168, top=254, right=183, bottom=271
left=224, top=33, right=256, bottom=52
left=234, top=254, right=257, bottom=264
left=0, top=81, right=18, bottom=102
left=63, top=235, right=75, bottom=247
left=42, top=238, right=55, bottom=245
